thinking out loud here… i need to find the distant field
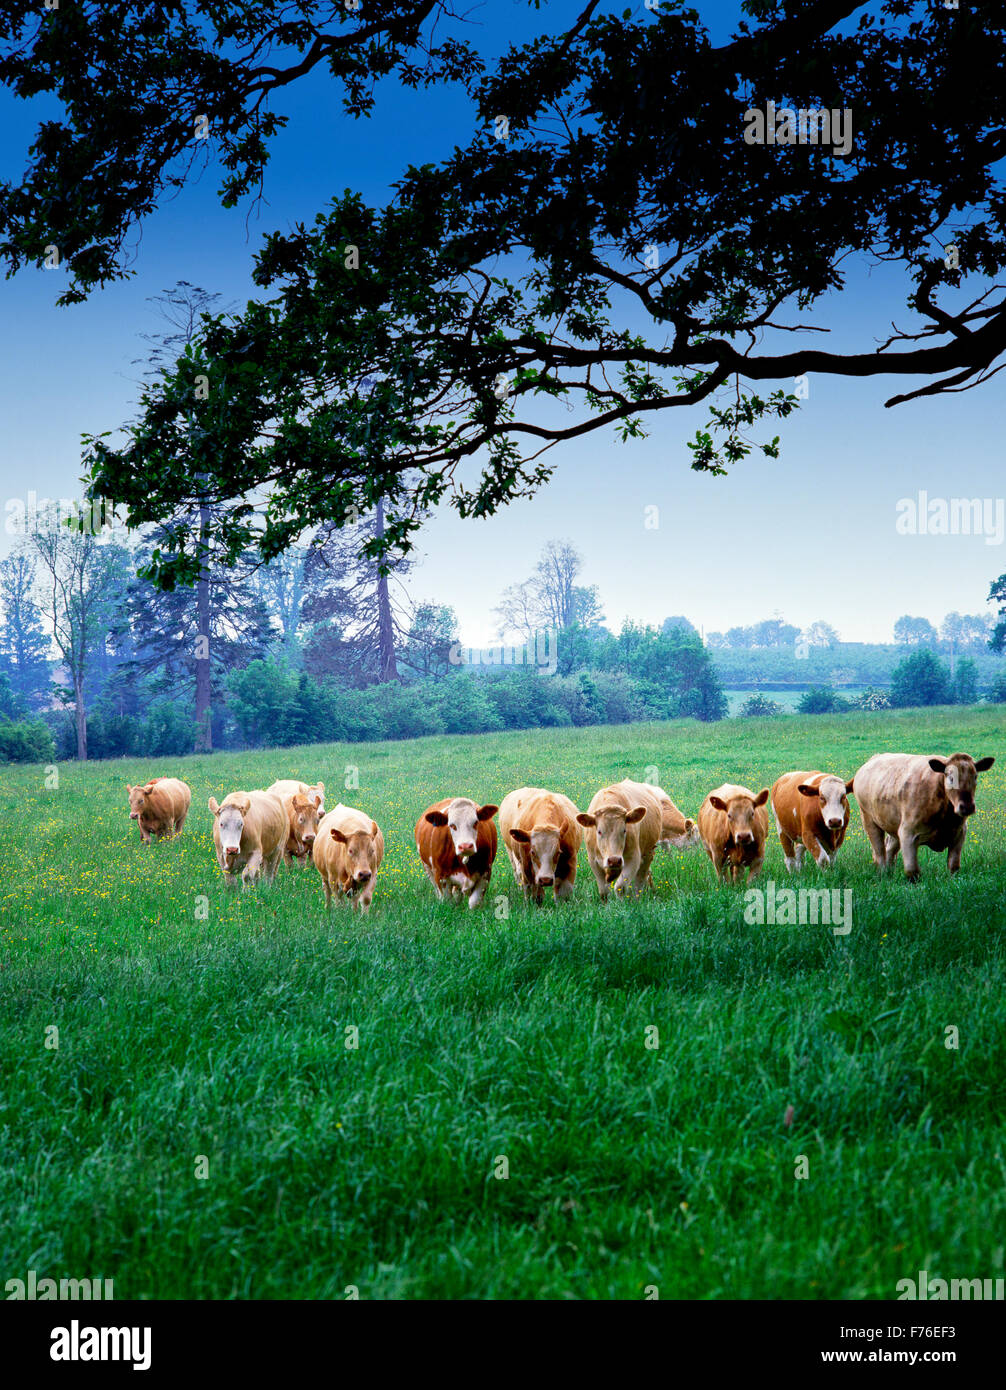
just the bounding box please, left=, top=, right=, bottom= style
left=2, top=705, right=1004, bottom=1299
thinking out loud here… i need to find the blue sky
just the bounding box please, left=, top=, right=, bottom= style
left=1, top=0, right=1003, bottom=647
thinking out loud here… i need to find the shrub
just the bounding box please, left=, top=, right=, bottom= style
left=0, top=718, right=56, bottom=763
left=797, top=686, right=850, bottom=714
left=988, top=668, right=1006, bottom=704
left=849, top=687, right=891, bottom=711
left=739, top=693, right=783, bottom=717
left=889, top=650, right=952, bottom=708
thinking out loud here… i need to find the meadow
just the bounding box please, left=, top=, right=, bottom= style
left=2, top=705, right=1004, bottom=1300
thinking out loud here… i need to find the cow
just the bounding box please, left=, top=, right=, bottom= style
left=208, top=789, right=287, bottom=889
left=697, top=783, right=770, bottom=882
left=853, top=752, right=995, bottom=880
left=266, top=780, right=324, bottom=864
left=498, top=787, right=582, bottom=903
left=313, top=803, right=385, bottom=912
left=266, top=779, right=325, bottom=815
left=576, top=779, right=663, bottom=899
left=126, top=777, right=192, bottom=843
left=415, top=797, right=498, bottom=908
left=771, top=770, right=855, bottom=871
left=653, top=785, right=701, bottom=851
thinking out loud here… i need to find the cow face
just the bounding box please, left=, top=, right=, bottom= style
left=929, top=754, right=995, bottom=819
left=331, top=822, right=380, bottom=888
left=426, top=798, right=498, bottom=863
left=797, top=776, right=850, bottom=831
left=509, top=821, right=568, bottom=887
left=709, top=789, right=769, bottom=846
left=126, top=783, right=152, bottom=821
left=209, top=794, right=250, bottom=864
left=290, top=793, right=321, bottom=852
left=576, top=805, right=646, bottom=881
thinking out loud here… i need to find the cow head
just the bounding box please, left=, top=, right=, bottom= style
left=509, top=820, right=570, bottom=887
left=331, top=821, right=381, bottom=888
left=708, top=788, right=769, bottom=846
left=797, top=775, right=852, bottom=831
left=290, top=793, right=321, bottom=853
left=425, top=798, right=498, bottom=863
left=576, top=803, right=646, bottom=881
left=126, top=782, right=156, bottom=820
left=209, top=793, right=251, bottom=864
left=928, top=754, right=995, bottom=819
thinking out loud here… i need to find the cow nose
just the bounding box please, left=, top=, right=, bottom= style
left=130, top=812, right=138, bottom=819
left=304, top=834, right=315, bottom=846
left=356, top=870, right=372, bottom=883
left=827, top=818, right=843, bottom=829
left=538, top=875, right=554, bottom=886
left=737, top=831, right=754, bottom=844
left=606, top=856, right=622, bottom=869
left=459, top=842, right=475, bottom=855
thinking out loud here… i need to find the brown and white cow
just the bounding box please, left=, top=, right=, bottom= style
left=771, top=770, right=855, bottom=871
left=576, top=779, right=662, bottom=899
left=126, top=777, right=192, bottom=843
left=415, top=797, right=498, bottom=908
left=266, top=780, right=324, bottom=863
left=208, top=789, right=287, bottom=889
left=697, top=783, right=770, bottom=883
left=498, top=787, right=581, bottom=903
left=853, top=752, right=995, bottom=880
left=313, top=803, right=385, bottom=912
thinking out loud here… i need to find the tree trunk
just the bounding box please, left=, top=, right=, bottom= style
left=375, top=497, right=399, bottom=682
left=195, top=501, right=212, bottom=752
left=74, top=674, right=87, bottom=761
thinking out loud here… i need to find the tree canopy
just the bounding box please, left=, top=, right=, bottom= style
left=5, top=3, right=1003, bottom=583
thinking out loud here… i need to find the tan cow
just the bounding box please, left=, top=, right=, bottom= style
left=853, top=752, right=995, bottom=880
left=313, top=803, right=384, bottom=912
left=576, top=779, right=662, bottom=899
left=499, top=787, right=581, bottom=903
left=698, top=783, right=770, bottom=882
left=208, top=790, right=287, bottom=889
left=415, top=797, right=498, bottom=908
left=653, top=785, right=701, bottom=851
left=126, top=777, right=192, bottom=843
left=771, top=771, right=855, bottom=871
left=266, top=780, right=324, bottom=863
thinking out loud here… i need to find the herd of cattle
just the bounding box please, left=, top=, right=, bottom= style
left=122, top=748, right=995, bottom=910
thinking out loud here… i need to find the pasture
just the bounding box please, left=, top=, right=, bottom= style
left=2, top=705, right=1004, bottom=1299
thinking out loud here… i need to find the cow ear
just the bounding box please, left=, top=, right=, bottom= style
left=754, top=789, right=770, bottom=807
left=143, top=781, right=157, bottom=793
left=331, top=828, right=348, bottom=843
left=126, top=784, right=133, bottom=794
left=370, top=821, right=379, bottom=838
left=974, top=756, right=995, bottom=772
left=316, top=782, right=325, bottom=793
left=208, top=798, right=220, bottom=815
left=626, top=806, right=647, bottom=824
left=929, top=759, right=947, bottom=774
left=709, top=795, right=727, bottom=812
left=509, top=827, right=531, bottom=844
left=575, top=813, right=596, bottom=828
left=476, top=804, right=498, bottom=821
left=845, top=779, right=856, bottom=793
left=425, top=810, right=449, bottom=827
left=797, top=784, right=819, bottom=798
left=684, top=818, right=695, bottom=832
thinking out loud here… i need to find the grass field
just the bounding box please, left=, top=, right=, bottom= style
left=2, top=705, right=1004, bottom=1300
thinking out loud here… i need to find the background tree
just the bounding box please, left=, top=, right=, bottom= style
left=804, top=621, right=840, bottom=648
left=252, top=546, right=310, bottom=666
left=894, top=615, right=939, bottom=647
left=494, top=540, right=604, bottom=644
left=400, top=603, right=459, bottom=680
left=991, top=574, right=1006, bottom=653
left=26, top=513, right=130, bottom=759
left=0, top=554, right=51, bottom=709
left=890, top=650, right=953, bottom=709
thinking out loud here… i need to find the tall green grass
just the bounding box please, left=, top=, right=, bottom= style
left=2, top=706, right=1003, bottom=1298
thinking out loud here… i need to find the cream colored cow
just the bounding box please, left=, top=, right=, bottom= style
left=313, top=803, right=384, bottom=912
left=208, top=790, right=287, bottom=889
left=498, top=787, right=582, bottom=903
left=126, top=777, right=192, bottom=843
left=577, top=779, right=662, bottom=900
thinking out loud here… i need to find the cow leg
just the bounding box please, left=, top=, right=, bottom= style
left=778, top=828, right=798, bottom=872
left=884, top=832, right=900, bottom=870
left=242, top=849, right=264, bottom=888
left=947, top=826, right=967, bottom=875
left=265, top=847, right=283, bottom=883
left=802, top=831, right=832, bottom=869
left=467, top=875, right=487, bottom=909
left=323, top=877, right=333, bottom=909
left=899, top=828, right=920, bottom=882
left=554, top=877, right=575, bottom=902
left=176, top=810, right=188, bottom=832
left=859, top=813, right=888, bottom=871
left=746, top=852, right=764, bottom=883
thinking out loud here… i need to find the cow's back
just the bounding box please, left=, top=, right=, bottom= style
left=247, top=790, right=287, bottom=855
